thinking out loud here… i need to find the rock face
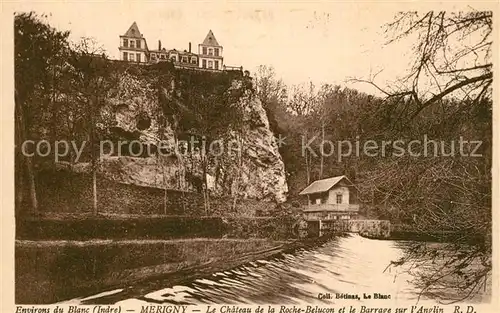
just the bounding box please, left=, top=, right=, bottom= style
left=97, top=69, right=288, bottom=203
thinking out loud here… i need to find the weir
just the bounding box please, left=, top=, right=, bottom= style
left=304, top=219, right=391, bottom=238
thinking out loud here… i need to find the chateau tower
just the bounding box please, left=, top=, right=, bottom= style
left=119, top=22, right=148, bottom=63
left=198, top=30, right=223, bottom=70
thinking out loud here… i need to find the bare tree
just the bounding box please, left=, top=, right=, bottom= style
left=68, top=37, right=112, bottom=215
left=349, top=10, right=493, bottom=302
left=349, top=11, right=492, bottom=122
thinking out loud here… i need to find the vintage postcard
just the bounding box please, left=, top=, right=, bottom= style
left=1, top=1, right=498, bottom=313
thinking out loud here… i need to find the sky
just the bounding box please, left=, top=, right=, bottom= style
left=7, top=1, right=489, bottom=96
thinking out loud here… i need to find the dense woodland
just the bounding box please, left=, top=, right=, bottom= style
left=15, top=11, right=492, bottom=302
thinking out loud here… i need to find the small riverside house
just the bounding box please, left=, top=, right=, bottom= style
left=299, top=175, right=360, bottom=221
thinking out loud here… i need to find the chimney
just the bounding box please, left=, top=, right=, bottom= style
left=189, top=42, right=191, bottom=53
left=158, top=40, right=162, bottom=51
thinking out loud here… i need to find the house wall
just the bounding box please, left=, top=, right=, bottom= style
left=120, top=37, right=148, bottom=63
left=198, top=57, right=223, bottom=70
left=120, top=50, right=148, bottom=63
left=328, top=186, right=350, bottom=204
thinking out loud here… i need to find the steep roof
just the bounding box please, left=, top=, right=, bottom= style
left=299, top=175, right=353, bottom=195
left=201, top=30, right=220, bottom=46
left=123, top=22, right=143, bottom=38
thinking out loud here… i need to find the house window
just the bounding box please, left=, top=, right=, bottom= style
left=170, top=56, right=177, bottom=62
left=208, top=48, right=213, bottom=56
left=315, top=198, right=321, bottom=205
left=123, top=39, right=128, bottom=47
left=214, top=48, right=219, bottom=56
left=136, top=39, right=141, bottom=48
left=151, top=53, right=157, bottom=59
left=336, top=194, right=342, bottom=204
left=202, top=59, right=207, bottom=68
left=208, top=60, right=213, bottom=69
left=123, top=52, right=128, bottom=60
left=130, top=40, right=135, bottom=48
left=129, top=53, right=135, bottom=61
left=202, top=47, right=207, bottom=55
left=191, top=56, right=197, bottom=64
left=160, top=54, right=166, bottom=59
left=182, top=56, right=188, bottom=63
left=136, top=53, right=141, bottom=62
left=214, top=60, right=219, bottom=69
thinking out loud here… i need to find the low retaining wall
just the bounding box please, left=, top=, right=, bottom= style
left=17, top=215, right=299, bottom=241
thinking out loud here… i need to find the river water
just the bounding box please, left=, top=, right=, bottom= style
left=68, top=234, right=490, bottom=306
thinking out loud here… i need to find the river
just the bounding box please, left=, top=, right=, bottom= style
left=65, top=234, right=491, bottom=306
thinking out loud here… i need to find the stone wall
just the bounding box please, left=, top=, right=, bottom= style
left=313, top=219, right=391, bottom=238
left=31, top=169, right=280, bottom=217
left=348, top=219, right=391, bottom=238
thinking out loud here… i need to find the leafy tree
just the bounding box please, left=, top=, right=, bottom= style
left=14, top=12, right=70, bottom=215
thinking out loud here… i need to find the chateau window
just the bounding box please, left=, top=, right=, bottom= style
left=336, top=194, right=342, bottom=204
left=123, top=52, right=128, bottom=60
left=214, top=60, right=219, bottom=69
left=130, top=40, right=135, bottom=48
left=208, top=48, right=213, bottom=56
left=202, top=47, right=207, bottom=55
left=136, top=53, right=141, bottom=62
left=202, top=59, right=207, bottom=68
left=123, top=39, right=128, bottom=47
left=214, top=48, right=219, bottom=56
left=136, top=39, right=141, bottom=49
left=208, top=60, right=213, bottom=68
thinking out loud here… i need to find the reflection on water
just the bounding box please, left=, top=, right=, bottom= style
left=68, top=234, right=489, bottom=306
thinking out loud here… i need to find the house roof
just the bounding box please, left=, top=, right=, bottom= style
left=123, top=22, right=143, bottom=38
left=201, top=30, right=220, bottom=46
left=299, top=175, right=353, bottom=195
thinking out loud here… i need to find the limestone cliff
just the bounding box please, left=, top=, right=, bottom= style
left=96, top=66, right=288, bottom=202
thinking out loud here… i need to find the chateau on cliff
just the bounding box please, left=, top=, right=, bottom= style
left=119, top=22, right=240, bottom=71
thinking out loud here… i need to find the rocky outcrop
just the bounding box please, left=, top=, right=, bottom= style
left=94, top=68, right=288, bottom=203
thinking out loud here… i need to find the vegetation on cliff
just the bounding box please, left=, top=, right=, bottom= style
left=15, top=12, right=288, bottom=219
